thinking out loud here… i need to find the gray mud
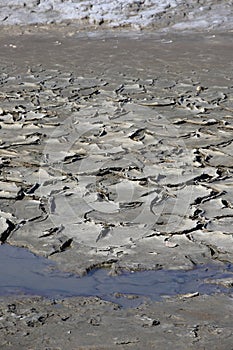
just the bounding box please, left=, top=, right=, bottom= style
left=1, top=28, right=233, bottom=275
left=1, top=20, right=233, bottom=349
left=1, top=293, right=233, bottom=349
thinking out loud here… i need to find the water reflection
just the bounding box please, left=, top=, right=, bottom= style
left=1, top=244, right=233, bottom=307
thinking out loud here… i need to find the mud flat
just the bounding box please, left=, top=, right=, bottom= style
left=0, top=293, right=233, bottom=349
left=1, top=28, right=233, bottom=273
left=0, top=24, right=233, bottom=348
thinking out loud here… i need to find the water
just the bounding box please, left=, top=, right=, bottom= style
left=1, top=244, right=233, bottom=307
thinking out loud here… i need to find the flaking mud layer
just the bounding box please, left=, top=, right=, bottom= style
left=0, top=29, right=233, bottom=274
left=0, top=0, right=233, bottom=32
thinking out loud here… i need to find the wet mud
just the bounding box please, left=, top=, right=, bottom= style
left=1, top=244, right=233, bottom=308
left=1, top=293, right=233, bottom=349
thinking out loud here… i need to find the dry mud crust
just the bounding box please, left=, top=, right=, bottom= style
left=0, top=294, right=233, bottom=349
left=0, top=0, right=233, bottom=31
left=0, top=27, right=233, bottom=274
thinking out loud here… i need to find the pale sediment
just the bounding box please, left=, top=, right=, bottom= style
left=0, top=0, right=233, bottom=32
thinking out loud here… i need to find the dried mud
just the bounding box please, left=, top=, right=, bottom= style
left=1, top=0, right=233, bottom=32
left=1, top=28, right=233, bottom=274
left=0, top=26, right=233, bottom=348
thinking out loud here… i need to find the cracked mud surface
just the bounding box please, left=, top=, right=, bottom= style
left=0, top=24, right=233, bottom=349
left=1, top=28, right=233, bottom=274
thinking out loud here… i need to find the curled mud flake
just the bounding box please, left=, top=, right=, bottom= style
left=97, top=127, right=107, bottom=137
left=184, top=118, right=218, bottom=126
left=137, top=99, right=176, bottom=107
left=39, top=224, right=65, bottom=238
left=117, top=83, right=145, bottom=96
left=221, top=199, right=233, bottom=209
left=136, top=314, right=160, bottom=327
left=0, top=217, right=8, bottom=239
left=96, top=226, right=112, bottom=243
left=129, top=128, right=145, bottom=141
left=179, top=292, right=199, bottom=299
left=24, top=183, right=40, bottom=195
left=50, top=238, right=73, bottom=255
left=196, top=85, right=206, bottom=95
left=63, top=153, right=86, bottom=164
left=60, top=238, right=73, bottom=252
left=0, top=217, right=15, bottom=243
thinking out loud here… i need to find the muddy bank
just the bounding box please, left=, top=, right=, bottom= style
left=1, top=293, right=233, bottom=349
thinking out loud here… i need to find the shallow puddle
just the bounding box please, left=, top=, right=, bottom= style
left=1, top=244, right=233, bottom=307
